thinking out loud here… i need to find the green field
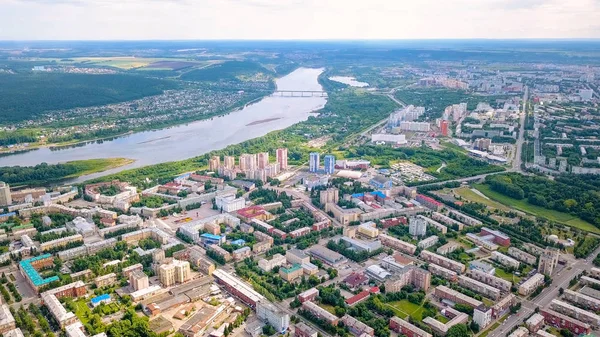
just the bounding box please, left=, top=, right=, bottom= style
left=473, top=184, right=600, bottom=234
left=72, top=299, right=93, bottom=325
left=493, top=267, right=521, bottom=283
left=454, top=186, right=511, bottom=211
left=386, top=300, right=425, bottom=320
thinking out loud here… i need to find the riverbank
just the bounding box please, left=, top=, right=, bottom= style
left=0, top=68, right=327, bottom=174
left=0, top=89, right=271, bottom=156
left=0, top=157, right=135, bottom=187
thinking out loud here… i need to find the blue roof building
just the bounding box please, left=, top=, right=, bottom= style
left=91, top=293, right=111, bottom=307
left=200, top=233, right=226, bottom=246
left=19, top=254, right=59, bottom=290
left=0, top=212, right=16, bottom=219
left=231, top=239, right=246, bottom=246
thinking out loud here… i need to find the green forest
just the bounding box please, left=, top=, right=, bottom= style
left=485, top=173, right=600, bottom=228
left=0, top=73, right=177, bottom=123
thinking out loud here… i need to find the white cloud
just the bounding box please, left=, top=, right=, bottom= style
left=0, top=0, right=599, bottom=40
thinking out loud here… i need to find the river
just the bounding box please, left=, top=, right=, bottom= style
left=0, top=68, right=327, bottom=183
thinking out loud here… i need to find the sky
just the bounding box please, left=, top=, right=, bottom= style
left=1, top=0, right=600, bottom=40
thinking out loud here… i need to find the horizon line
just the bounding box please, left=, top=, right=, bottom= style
left=2, top=38, right=600, bottom=42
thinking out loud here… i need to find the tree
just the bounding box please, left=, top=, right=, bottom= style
left=469, top=321, right=479, bottom=333
left=447, top=324, right=470, bottom=337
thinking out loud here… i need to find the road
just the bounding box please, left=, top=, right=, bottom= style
left=488, top=243, right=600, bottom=337
left=512, top=87, right=529, bottom=172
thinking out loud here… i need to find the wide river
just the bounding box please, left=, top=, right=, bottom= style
left=0, top=68, right=327, bottom=183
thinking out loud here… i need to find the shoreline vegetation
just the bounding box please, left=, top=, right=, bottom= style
left=0, top=158, right=135, bottom=187
left=0, top=87, right=273, bottom=156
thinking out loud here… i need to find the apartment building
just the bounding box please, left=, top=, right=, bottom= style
left=40, top=234, right=84, bottom=252
left=437, top=242, right=461, bottom=255
left=208, top=245, right=232, bottom=262
left=420, top=250, right=466, bottom=274
left=319, top=188, right=339, bottom=205
left=418, top=236, right=439, bottom=249
left=526, top=313, right=545, bottom=333
left=256, top=301, right=290, bottom=333
left=94, top=273, right=117, bottom=288
left=491, top=251, right=520, bottom=269
left=473, top=306, right=493, bottom=330
left=130, top=270, right=149, bottom=292
left=431, top=212, right=464, bottom=230
left=358, top=222, right=379, bottom=238
left=458, top=275, right=502, bottom=300
left=158, top=260, right=191, bottom=287
left=325, top=203, right=360, bottom=225
left=41, top=293, right=78, bottom=328
left=563, top=289, right=600, bottom=311
left=538, top=247, right=560, bottom=276
left=379, top=234, right=417, bottom=255
left=295, top=322, right=317, bottom=337
left=298, top=288, right=319, bottom=303
left=384, top=266, right=431, bottom=292
left=424, top=307, right=469, bottom=335
left=448, top=210, right=482, bottom=226
left=492, top=294, right=516, bottom=318
left=508, top=247, right=537, bottom=265
left=301, top=301, right=338, bottom=326
left=541, top=308, right=591, bottom=335
left=417, top=215, right=447, bottom=234
left=518, top=273, right=545, bottom=296
left=434, top=285, right=483, bottom=308
left=389, top=316, right=432, bottom=337
left=122, top=263, right=143, bottom=278
left=550, top=299, right=600, bottom=327
left=258, top=254, right=286, bottom=272
left=408, top=217, right=428, bottom=237
left=428, top=263, right=458, bottom=282
left=0, top=305, right=16, bottom=334
left=341, top=315, right=375, bottom=337
left=468, top=269, right=512, bottom=292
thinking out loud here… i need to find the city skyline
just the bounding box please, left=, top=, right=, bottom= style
left=2, top=0, right=600, bottom=40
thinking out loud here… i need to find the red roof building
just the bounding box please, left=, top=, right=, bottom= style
left=343, top=272, right=369, bottom=289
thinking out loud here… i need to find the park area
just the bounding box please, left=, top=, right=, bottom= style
left=385, top=300, right=425, bottom=320
left=473, top=184, right=600, bottom=234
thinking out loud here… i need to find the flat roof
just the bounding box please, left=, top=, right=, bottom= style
left=91, top=294, right=110, bottom=304
left=19, top=254, right=59, bottom=287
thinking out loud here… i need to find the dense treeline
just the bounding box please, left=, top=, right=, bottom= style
left=0, top=73, right=177, bottom=123
left=0, top=129, right=38, bottom=146
left=0, top=162, right=81, bottom=186
left=486, top=173, right=600, bottom=228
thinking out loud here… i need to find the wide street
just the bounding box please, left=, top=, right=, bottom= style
left=512, top=86, right=529, bottom=172
left=488, top=243, right=600, bottom=337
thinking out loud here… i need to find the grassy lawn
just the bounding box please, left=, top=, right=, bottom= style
left=473, top=184, right=600, bottom=234
left=454, top=186, right=511, bottom=211
left=320, top=304, right=336, bottom=315
left=386, top=300, right=425, bottom=320
left=494, top=267, right=522, bottom=284
left=72, top=299, right=93, bottom=325
left=435, top=315, right=449, bottom=323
